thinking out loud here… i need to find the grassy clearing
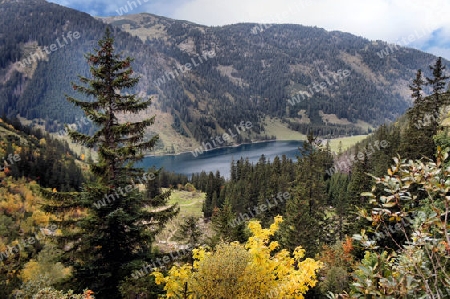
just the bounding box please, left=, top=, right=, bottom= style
left=319, top=111, right=373, bottom=133
left=325, top=135, right=369, bottom=153
left=166, top=189, right=205, bottom=218
left=261, top=116, right=307, bottom=141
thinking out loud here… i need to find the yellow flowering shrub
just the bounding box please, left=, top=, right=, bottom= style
left=153, top=216, right=322, bottom=298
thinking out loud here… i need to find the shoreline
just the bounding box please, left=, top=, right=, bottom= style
left=142, top=133, right=367, bottom=158
left=144, top=139, right=279, bottom=158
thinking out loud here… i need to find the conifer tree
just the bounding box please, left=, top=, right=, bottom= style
left=327, top=172, right=350, bottom=240
left=173, top=216, right=202, bottom=247
left=280, top=133, right=332, bottom=256
left=408, top=69, right=426, bottom=121
left=211, top=199, right=245, bottom=242
left=42, top=28, right=178, bottom=298
left=399, top=62, right=449, bottom=161
left=426, top=57, right=450, bottom=128
left=230, top=159, right=237, bottom=182
left=346, top=149, right=373, bottom=236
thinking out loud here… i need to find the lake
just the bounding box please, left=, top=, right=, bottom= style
left=138, top=140, right=303, bottom=179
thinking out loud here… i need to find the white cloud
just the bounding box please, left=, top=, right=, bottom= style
left=47, top=0, right=182, bottom=17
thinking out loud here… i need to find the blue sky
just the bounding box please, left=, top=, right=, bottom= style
left=47, top=0, right=450, bottom=60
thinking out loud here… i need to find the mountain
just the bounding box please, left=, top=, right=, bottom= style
left=0, top=0, right=443, bottom=154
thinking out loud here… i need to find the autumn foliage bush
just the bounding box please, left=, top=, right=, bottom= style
left=153, top=216, right=322, bottom=298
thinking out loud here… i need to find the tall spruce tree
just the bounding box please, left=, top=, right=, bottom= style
left=426, top=57, right=450, bottom=130
left=399, top=69, right=433, bottom=160
left=280, top=133, right=332, bottom=257
left=409, top=69, right=426, bottom=120
left=346, top=149, right=373, bottom=237
left=42, top=28, right=178, bottom=298
left=400, top=59, right=450, bottom=161
left=327, top=172, right=350, bottom=241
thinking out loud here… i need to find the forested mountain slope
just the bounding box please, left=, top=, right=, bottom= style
left=0, top=115, right=92, bottom=296
left=0, top=117, right=87, bottom=191
left=0, top=0, right=444, bottom=154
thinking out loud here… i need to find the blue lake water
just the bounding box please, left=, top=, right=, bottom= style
left=138, top=140, right=303, bottom=179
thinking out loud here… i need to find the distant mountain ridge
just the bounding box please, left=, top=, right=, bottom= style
left=0, top=0, right=445, bottom=153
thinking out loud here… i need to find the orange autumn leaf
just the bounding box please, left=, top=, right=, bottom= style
left=343, top=236, right=354, bottom=254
